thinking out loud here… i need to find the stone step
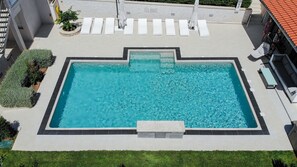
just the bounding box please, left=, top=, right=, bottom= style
left=160, top=58, right=174, bottom=63
left=160, top=52, right=174, bottom=58
left=129, top=61, right=159, bottom=72
left=0, top=13, right=9, bottom=18
left=160, top=63, right=174, bottom=69
left=130, top=54, right=160, bottom=60
left=0, top=9, right=9, bottom=13
left=160, top=69, right=175, bottom=74
left=0, top=18, right=8, bottom=23
left=0, top=27, right=7, bottom=33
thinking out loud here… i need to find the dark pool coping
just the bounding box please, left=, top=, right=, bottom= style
left=38, top=47, right=269, bottom=135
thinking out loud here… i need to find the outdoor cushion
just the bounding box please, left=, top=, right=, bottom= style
left=165, top=19, right=176, bottom=36
left=291, top=73, right=297, bottom=85
left=80, top=17, right=93, bottom=34
left=288, top=87, right=297, bottom=94
left=285, top=63, right=294, bottom=75
left=153, top=19, right=162, bottom=35
left=104, top=18, right=115, bottom=34
left=124, top=18, right=134, bottom=35
left=282, top=57, right=289, bottom=65
left=138, top=18, right=147, bottom=34
left=197, top=20, right=210, bottom=36
left=91, top=18, right=103, bottom=34
left=179, top=20, right=189, bottom=36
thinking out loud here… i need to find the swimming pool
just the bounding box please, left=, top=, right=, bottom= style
left=39, top=48, right=268, bottom=135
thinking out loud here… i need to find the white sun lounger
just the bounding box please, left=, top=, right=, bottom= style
left=91, top=18, right=103, bottom=34
left=165, top=19, right=175, bottom=36
left=179, top=20, right=189, bottom=36
left=138, top=18, right=147, bottom=35
left=80, top=17, right=93, bottom=34
left=104, top=18, right=115, bottom=34
left=198, top=20, right=210, bottom=36
left=153, top=19, right=162, bottom=35
left=250, top=42, right=270, bottom=59
left=124, top=18, right=134, bottom=35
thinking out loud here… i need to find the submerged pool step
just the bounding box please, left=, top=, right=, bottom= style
left=129, top=61, right=160, bottom=72
left=159, top=54, right=175, bottom=74
left=160, top=63, right=174, bottom=68
left=160, top=69, right=175, bottom=74
left=160, top=52, right=174, bottom=58
left=160, top=58, right=174, bottom=63
left=130, top=53, right=160, bottom=60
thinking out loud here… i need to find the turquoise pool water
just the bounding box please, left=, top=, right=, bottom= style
left=0, top=140, right=13, bottom=149
left=50, top=53, right=257, bottom=128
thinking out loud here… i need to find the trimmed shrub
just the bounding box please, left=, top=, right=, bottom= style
left=0, top=116, right=17, bottom=142
left=130, top=0, right=252, bottom=8
left=0, top=49, right=54, bottom=108
left=23, top=49, right=54, bottom=68
left=0, top=88, right=35, bottom=107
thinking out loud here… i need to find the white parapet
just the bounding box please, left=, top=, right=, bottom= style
left=137, top=121, right=185, bottom=138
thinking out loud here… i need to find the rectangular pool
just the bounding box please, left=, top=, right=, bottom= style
left=39, top=48, right=268, bottom=135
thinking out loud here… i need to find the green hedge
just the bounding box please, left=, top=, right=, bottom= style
left=0, top=49, right=54, bottom=108
left=131, top=0, right=251, bottom=8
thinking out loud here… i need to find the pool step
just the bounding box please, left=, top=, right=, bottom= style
left=129, top=60, right=160, bottom=72
left=130, top=53, right=160, bottom=60
left=160, top=57, right=174, bottom=63
left=160, top=52, right=174, bottom=58
left=160, top=54, right=175, bottom=74
left=160, top=63, right=174, bottom=68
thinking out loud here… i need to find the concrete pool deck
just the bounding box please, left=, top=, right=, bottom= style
left=1, top=3, right=297, bottom=151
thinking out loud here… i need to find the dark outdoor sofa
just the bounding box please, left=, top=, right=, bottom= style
left=269, top=54, right=297, bottom=103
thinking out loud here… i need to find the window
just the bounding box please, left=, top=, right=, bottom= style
left=8, top=0, right=18, bottom=7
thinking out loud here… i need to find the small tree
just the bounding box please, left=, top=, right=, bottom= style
left=27, top=60, right=43, bottom=85
left=56, top=7, right=78, bottom=31
left=0, top=116, right=17, bottom=141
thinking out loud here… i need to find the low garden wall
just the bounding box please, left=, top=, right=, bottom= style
left=0, top=49, right=54, bottom=108
left=70, top=0, right=252, bottom=24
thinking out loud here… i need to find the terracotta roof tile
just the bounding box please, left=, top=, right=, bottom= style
left=262, top=0, right=297, bottom=47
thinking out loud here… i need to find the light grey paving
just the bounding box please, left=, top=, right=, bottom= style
left=0, top=1, right=296, bottom=151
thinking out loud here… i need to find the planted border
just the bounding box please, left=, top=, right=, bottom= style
left=0, top=49, right=54, bottom=108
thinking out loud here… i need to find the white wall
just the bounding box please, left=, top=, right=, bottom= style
left=9, top=0, right=53, bottom=41
left=19, top=0, right=41, bottom=40
left=35, top=0, right=54, bottom=24
left=60, top=0, right=250, bottom=24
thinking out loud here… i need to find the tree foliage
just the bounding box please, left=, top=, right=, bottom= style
left=56, top=7, right=79, bottom=31
left=0, top=116, right=17, bottom=142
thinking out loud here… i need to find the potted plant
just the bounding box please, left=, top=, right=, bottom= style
left=56, top=7, right=80, bottom=36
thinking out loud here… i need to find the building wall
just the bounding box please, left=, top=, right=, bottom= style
left=0, top=0, right=53, bottom=80
left=19, top=0, right=42, bottom=40
left=9, top=0, right=53, bottom=41
left=35, top=0, right=54, bottom=24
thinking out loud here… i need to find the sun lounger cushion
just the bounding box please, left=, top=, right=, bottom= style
left=198, top=20, right=209, bottom=36
left=165, top=19, right=175, bottom=36
left=80, top=17, right=93, bottom=34
left=124, top=18, right=134, bottom=35
left=138, top=18, right=147, bottom=34
left=179, top=20, right=189, bottom=36
left=250, top=42, right=270, bottom=59
left=91, top=18, right=103, bottom=34
left=153, top=19, right=162, bottom=35
left=104, top=18, right=115, bottom=34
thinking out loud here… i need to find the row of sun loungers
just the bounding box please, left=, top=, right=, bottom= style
left=80, top=17, right=209, bottom=36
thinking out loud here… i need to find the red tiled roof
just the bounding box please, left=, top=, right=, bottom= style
left=261, top=0, right=297, bottom=47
